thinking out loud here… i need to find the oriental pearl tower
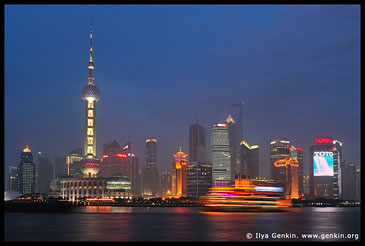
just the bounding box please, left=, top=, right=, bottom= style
left=80, top=20, right=101, bottom=178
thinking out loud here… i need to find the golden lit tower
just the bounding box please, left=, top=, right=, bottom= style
left=80, top=20, right=101, bottom=178
left=171, top=143, right=188, bottom=198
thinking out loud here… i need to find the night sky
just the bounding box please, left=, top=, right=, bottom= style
left=4, top=5, right=360, bottom=189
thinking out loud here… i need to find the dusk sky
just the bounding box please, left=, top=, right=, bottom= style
left=4, top=5, right=360, bottom=188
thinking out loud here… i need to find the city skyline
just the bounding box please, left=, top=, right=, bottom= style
left=4, top=5, right=360, bottom=188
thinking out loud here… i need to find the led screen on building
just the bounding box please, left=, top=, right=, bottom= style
left=313, top=151, right=333, bottom=176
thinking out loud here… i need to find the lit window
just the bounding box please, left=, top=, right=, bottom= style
left=87, top=128, right=93, bottom=135
left=88, top=102, right=94, bottom=109
left=88, top=119, right=93, bottom=126
left=88, top=137, right=93, bottom=144
left=88, top=110, right=93, bottom=117
left=87, top=146, right=93, bottom=154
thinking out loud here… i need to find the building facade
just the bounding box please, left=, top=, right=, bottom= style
left=270, top=138, right=291, bottom=181
left=9, top=166, right=18, bottom=192
left=274, top=157, right=299, bottom=199
left=210, top=122, right=231, bottom=186
left=240, top=140, right=259, bottom=179
left=37, top=151, right=54, bottom=194
left=290, top=146, right=304, bottom=196
left=187, top=161, right=212, bottom=197
left=160, top=171, right=172, bottom=198
left=309, top=136, right=335, bottom=198
left=142, top=138, right=159, bottom=197
left=55, top=156, right=67, bottom=177
left=189, top=121, right=206, bottom=162
left=17, top=144, right=36, bottom=195
left=66, top=147, right=83, bottom=178
left=332, top=140, right=343, bottom=199
left=171, top=145, right=188, bottom=198
left=227, top=103, right=244, bottom=177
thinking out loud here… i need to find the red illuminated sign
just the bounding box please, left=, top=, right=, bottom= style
left=117, top=153, right=127, bottom=158
left=102, top=154, right=109, bottom=158
left=296, top=148, right=303, bottom=151
left=315, top=138, right=332, bottom=144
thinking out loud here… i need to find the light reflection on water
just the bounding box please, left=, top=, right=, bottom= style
left=5, top=207, right=360, bottom=241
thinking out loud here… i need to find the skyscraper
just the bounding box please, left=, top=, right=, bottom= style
left=187, top=161, right=212, bottom=197
left=142, top=138, right=159, bottom=197
left=356, top=168, right=361, bottom=201
left=210, top=122, right=231, bottom=186
left=37, top=151, right=54, bottom=194
left=17, top=144, right=36, bottom=195
left=273, top=157, right=299, bottom=199
left=9, top=166, right=18, bottom=192
left=171, top=145, right=188, bottom=197
left=227, top=103, right=244, bottom=176
left=66, top=147, right=82, bottom=178
left=310, top=136, right=335, bottom=198
left=342, top=163, right=357, bottom=200
left=332, top=140, right=343, bottom=199
left=160, top=171, right=172, bottom=198
left=290, top=146, right=304, bottom=196
left=189, top=120, right=206, bottom=162
left=240, top=140, right=260, bottom=179
left=55, top=156, right=67, bottom=177
left=79, top=20, right=101, bottom=178
left=270, top=138, right=291, bottom=181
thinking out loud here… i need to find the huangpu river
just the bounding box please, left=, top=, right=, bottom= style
left=5, top=207, right=360, bottom=241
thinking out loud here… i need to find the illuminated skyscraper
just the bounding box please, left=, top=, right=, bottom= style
left=356, top=168, right=361, bottom=201
left=189, top=120, right=206, bottom=162
left=80, top=20, right=101, bottom=178
left=332, top=140, right=343, bottom=199
left=210, top=122, right=231, bottom=186
left=290, top=146, right=304, bottom=196
left=100, top=141, right=139, bottom=196
left=270, top=138, right=291, bottom=180
left=143, top=138, right=159, bottom=197
left=274, top=157, right=299, bottom=199
left=342, top=162, right=357, bottom=200
left=66, top=147, right=82, bottom=178
left=171, top=144, right=188, bottom=197
left=240, top=140, right=260, bottom=179
left=17, top=144, right=36, bottom=195
left=310, top=136, right=335, bottom=198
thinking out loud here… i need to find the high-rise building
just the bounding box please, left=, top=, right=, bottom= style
left=290, top=146, right=304, bottom=196
left=227, top=103, right=244, bottom=177
left=332, top=140, right=343, bottom=199
left=66, top=147, right=82, bottom=178
left=274, top=157, right=299, bottom=199
left=342, top=163, right=357, bottom=200
left=79, top=20, right=101, bottom=178
left=270, top=138, right=291, bottom=181
left=303, top=173, right=310, bottom=195
left=100, top=141, right=139, bottom=196
left=17, top=144, right=36, bottom=195
left=160, top=171, right=172, bottom=198
left=310, top=136, right=335, bottom=198
left=171, top=145, right=188, bottom=198
left=356, top=168, right=361, bottom=201
left=187, top=161, right=212, bottom=197
left=9, top=166, right=18, bottom=192
left=55, top=156, right=67, bottom=177
left=210, top=122, right=231, bottom=186
left=37, top=151, right=54, bottom=194
left=142, top=138, right=159, bottom=197
left=189, top=120, right=206, bottom=162
left=240, top=140, right=259, bottom=179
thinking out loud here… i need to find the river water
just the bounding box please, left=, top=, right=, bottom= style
left=4, top=206, right=360, bottom=241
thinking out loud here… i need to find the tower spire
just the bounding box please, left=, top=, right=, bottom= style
left=88, top=18, right=94, bottom=85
